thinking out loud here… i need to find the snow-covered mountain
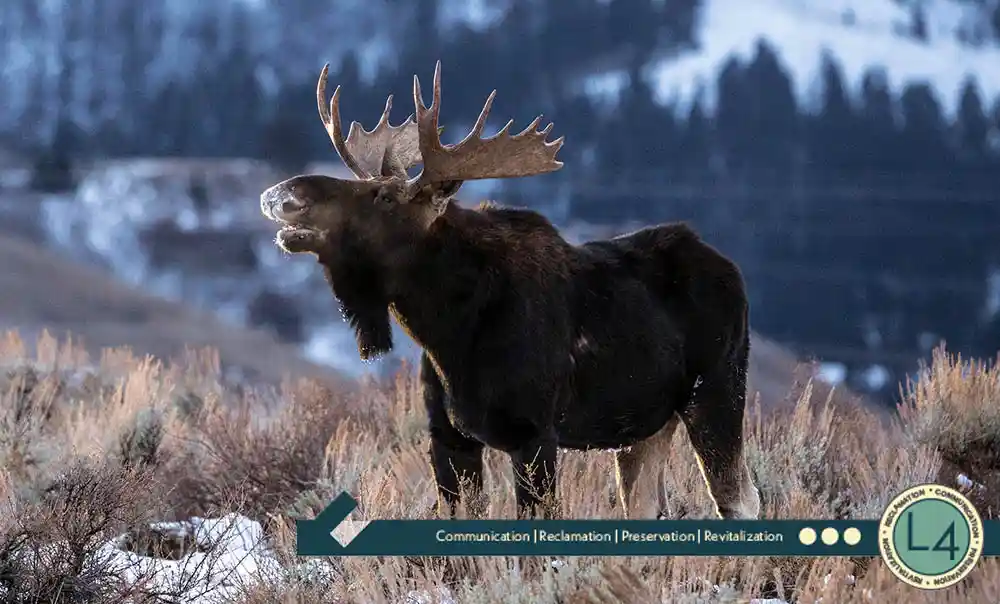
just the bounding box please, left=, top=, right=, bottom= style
left=581, top=0, right=1000, bottom=117
left=2, top=0, right=998, bottom=144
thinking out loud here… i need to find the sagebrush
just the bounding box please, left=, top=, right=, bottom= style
left=0, top=330, right=998, bottom=603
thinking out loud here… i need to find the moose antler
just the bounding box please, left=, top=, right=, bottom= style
left=316, top=64, right=423, bottom=179
left=315, top=60, right=564, bottom=188
left=408, top=61, right=564, bottom=186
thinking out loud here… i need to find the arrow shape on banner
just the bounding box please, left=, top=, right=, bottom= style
left=296, top=492, right=368, bottom=554
left=332, top=518, right=371, bottom=547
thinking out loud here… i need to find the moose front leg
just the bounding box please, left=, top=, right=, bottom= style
left=427, top=426, right=485, bottom=520
left=510, top=433, right=558, bottom=519
left=429, top=429, right=485, bottom=517
left=422, top=354, right=486, bottom=517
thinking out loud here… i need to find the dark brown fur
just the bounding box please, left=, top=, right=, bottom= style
left=261, top=176, right=760, bottom=520
left=259, top=61, right=759, bottom=519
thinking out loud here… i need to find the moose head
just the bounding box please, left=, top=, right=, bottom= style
left=260, top=61, right=565, bottom=258
left=260, top=61, right=565, bottom=361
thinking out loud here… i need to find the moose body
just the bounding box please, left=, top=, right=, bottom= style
left=259, top=61, right=761, bottom=520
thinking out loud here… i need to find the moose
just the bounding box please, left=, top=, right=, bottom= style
left=259, top=61, right=761, bottom=521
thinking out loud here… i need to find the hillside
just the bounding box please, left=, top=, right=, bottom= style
left=0, top=232, right=351, bottom=390
left=562, top=0, right=1000, bottom=116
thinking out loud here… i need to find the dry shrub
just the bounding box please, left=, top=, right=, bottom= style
left=897, top=345, right=1000, bottom=516
left=163, top=374, right=390, bottom=522
left=0, top=456, right=168, bottom=603
left=898, top=346, right=1000, bottom=465
left=2, top=329, right=1000, bottom=603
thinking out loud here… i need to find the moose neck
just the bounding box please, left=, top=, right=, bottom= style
left=383, top=203, right=511, bottom=377
left=318, top=201, right=570, bottom=381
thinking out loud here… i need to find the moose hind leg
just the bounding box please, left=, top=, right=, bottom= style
left=614, top=415, right=680, bottom=519
left=679, top=371, right=761, bottom=520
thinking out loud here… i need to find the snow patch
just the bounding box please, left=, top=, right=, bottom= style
left=7, top=514, right=285, bottom=603
left=861, top=364, right=891, bottom=390
left=21, top=512, right=355, bottom=602
left=95, top=514, right=282, bottom=602
left=957, top=473, right=987, bottom=493
left=817, top=362, right=847, bottom=385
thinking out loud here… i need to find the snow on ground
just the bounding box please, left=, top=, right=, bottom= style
left=34, top=513, right=331, bottom=602
left=90, top=513, right=283, bottom=603
left=636, top=0, right=1000, bottom=117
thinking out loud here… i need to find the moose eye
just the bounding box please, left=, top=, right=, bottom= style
left=374, top=190, right=395, bottom=205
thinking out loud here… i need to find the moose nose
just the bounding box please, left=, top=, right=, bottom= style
left=260, top=182, right=305, bottom=220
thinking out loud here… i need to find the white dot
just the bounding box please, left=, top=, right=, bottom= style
left=799, top=527, right=817, bottom=545
left=844, top=527, right=861, bottom=546
left=821, top=528, right=839, bottom=545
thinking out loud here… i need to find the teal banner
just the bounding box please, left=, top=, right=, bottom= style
left=296, top=493, right=968, bottom=557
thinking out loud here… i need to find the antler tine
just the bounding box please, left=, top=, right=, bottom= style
left=349, top=95, right=393, bottom=139
left=520, top=116, right=565, bottom=156
left=316, top=63, right=371, bottom=179
left=413, top=60, right=442, bottom=118
left=337, top=90, right=423, bottom=178
left=412, top=60, right=444, bottom=149
left=317, top=64, right=332, bottom=125
left=409, top=60, right=564, bottom=185
left=462, top=90, right=497, bottom=142
left=379, top=95, right=394, bottom=128
left=432, top=60, right=443, bottom=115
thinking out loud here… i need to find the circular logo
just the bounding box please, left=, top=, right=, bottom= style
left=878, top=483, right=983, bottom=589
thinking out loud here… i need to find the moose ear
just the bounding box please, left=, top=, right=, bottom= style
left=428, top=180, right=463, bottom=215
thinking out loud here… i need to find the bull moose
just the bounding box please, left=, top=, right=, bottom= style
left=259, top=61, right=761, bottom=521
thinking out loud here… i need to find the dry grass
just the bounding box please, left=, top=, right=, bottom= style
left=0, top=330, right=997, bottom=603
